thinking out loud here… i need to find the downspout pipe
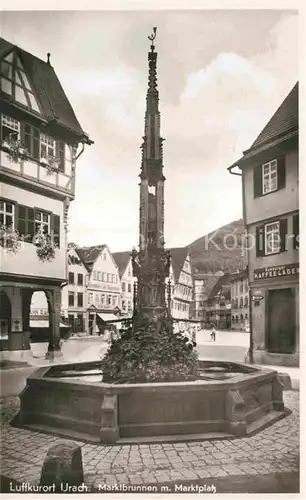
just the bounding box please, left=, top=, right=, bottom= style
left=76, top=142, right=85, bottom=161
left=228, top=163, right=254, bottom=364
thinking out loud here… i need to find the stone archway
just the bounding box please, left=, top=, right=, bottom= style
left=0, top=291, right=12, bottom=340
left=29, top=289, right=61, bottom=354
left=22, top=289, right=34, bottom=332
left=44, top=288, right=62, bottom=355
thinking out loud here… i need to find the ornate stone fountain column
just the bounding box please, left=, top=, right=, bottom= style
left=132, top=28, right=171, bottom=324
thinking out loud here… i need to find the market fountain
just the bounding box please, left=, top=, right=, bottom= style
left=14, top=28, right=288, bottom=444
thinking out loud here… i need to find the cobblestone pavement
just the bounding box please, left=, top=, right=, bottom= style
left=0, top=392, right=299, bottom=492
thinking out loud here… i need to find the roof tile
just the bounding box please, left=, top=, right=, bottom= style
left=75, top=245, right=106, bottom=271
left=248, top=82, right=298, bottom=151
left=112, top=251, right=132, bottom=278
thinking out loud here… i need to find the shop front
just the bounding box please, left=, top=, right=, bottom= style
left=251, top=263, right=299, bottom=367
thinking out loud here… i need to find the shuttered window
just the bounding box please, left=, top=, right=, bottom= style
left=256, top=218, right=288, bottom=256
left=16, top=203, right=60, bottom=247
left=253, top=156, right=286, bottom=198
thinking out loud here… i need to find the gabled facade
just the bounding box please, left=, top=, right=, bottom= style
left=62, top=246, right=88, bottom=333
left=204, top=274, right=232, bottom=330
left=193, top=272, right=223, bottom=322
left=168, top=247, right=193, bottom=329
left=228, top=82, right=299, bottom=366
left=76, top=245, right=121, bottom=334
left=112, top=251, right=134, bottom=318
left=230, top=269, right=249, bottom=331
left=0, top=38, right=92, bottom=359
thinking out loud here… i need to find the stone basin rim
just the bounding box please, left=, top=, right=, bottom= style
left=16, top=359, right=287, bottom=445
left=25, top=360, right=279, bottom=392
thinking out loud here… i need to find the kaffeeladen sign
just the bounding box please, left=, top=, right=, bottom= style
left=254, top=263, right=299, bottom=281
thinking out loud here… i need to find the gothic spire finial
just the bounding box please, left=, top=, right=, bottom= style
left=148, top=27, right=157, bottom=52
left=147, top=27, right=158, bottom=94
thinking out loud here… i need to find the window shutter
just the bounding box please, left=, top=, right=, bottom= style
left=14, top=203, right=19, bottom=232
left=23, top=124, right=32, bottom=154
left=277, top=156, right=286, bottom=190
left=256, top=225, right=265, bottom=257
left=51, top=213, right=60, bottom=248
left=33, top=127, right=40, bottom=160
left=22, top=124, right=39, bottom=160
left=280, top=218, right=288, bottom=253
left=20, top=122, right=25, bottom=143
left=17, top=205, right=34, bottom=242
left=27, top=207, right=35, bottom=240
left=293, top=213, right=299, bottom=250
left=17, top=204, right=27, bottom=238
left=253, top=165, right=262, bottom=198
left=56, top=140, right=65, bottom=173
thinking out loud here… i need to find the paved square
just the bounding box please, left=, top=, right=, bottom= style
left=0, top=392, right=299, bottom=493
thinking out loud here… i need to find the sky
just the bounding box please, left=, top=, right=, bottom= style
left=0, top=9, right=298, bottom=252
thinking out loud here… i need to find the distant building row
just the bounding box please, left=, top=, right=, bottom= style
left=31, top=243, right=250, bottom=334
left=30, top=244, right=195, bottom=334
left=193, top=270, right=249, bottom=331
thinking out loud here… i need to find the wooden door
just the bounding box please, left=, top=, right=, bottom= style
left=267, top=288, right=295, bottom=353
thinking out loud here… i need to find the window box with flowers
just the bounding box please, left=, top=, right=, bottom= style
left=40, top=154, right=61, bottom=176
left=34, top=226, right=56, bottom=262
left=2, top=134, right=28, bottom=164
left=0, top=224, right=22, bottom=254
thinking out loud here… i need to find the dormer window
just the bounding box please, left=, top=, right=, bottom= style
left=0, top=51, right=41, bottom=114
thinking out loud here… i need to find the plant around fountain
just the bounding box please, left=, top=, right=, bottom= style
left=101, top=314, right=198, bottom=384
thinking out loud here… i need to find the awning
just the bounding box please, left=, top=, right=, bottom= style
left=96, top=313, right=119, bottom=323
left=30, top=320, right=70, bottom=328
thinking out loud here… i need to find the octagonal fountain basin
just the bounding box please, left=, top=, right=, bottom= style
left=14, top=360, right=290, bottom=444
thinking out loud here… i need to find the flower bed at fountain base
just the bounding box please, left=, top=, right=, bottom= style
left=12, top=360, right=290, bottom=444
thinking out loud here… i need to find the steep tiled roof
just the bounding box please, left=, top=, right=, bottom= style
left=208, top=274, right=232, bottom=300
left=112, top=251, right=131, bottom=278
left=169, top=247, right=189, bottom=282
left=228, top=83, right=298, bottom=171
left=0, top=37, right=91, bottom=143
left=75, top=245, right=106, bottom=272
left=248, top=82, right=298, bottom=151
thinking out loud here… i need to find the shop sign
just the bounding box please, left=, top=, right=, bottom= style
left=31, top=308, right=66, bottom=316
left=254, top=263, right=299, bottom=281
left=251, top=291, right=264, bottom=301
left=89, top=283, right=120, bottom=292
left=31, top=308, right=48, bottom=315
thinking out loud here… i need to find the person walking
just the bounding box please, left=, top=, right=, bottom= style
left=210, top=324, right=216, bottom=342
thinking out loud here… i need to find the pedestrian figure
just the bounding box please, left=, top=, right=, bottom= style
left=210, top=325, right=216, bottom=342
left=192, top=328, right=196, bottom=344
